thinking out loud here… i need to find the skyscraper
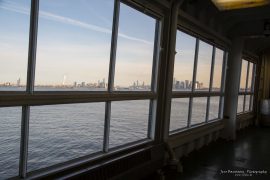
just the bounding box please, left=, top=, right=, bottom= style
left=17, top=78, right=21, bottom=87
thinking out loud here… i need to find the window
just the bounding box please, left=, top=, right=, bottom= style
left=169, top=30, right=226, bottom=133
left=35, top=0, right=114, bottom=91
left=208, top=96, right=220, bottom=121
left=245, top=95, right=251, bottom=112
left=0, top=1, right=160, bottom=178
left=237, top=59, right=256, bottom=114
left=0, top=0, right=31, bottom=91
left=191, top=97, right=208, bottom=126
left=195, top=41, right=213, bottom=91
left=239, top=60, right=248, bottom=92
left=173, top=31, right=196, bottom=91
left=170, top=98, right=189, bottom=131
left=212, top=48, right=224, bottom=91
left=28, top=103, right=105, bottom=171
left=0, top=107, right=21, bottom=179
left=237, top=95, right=244, bottom=113
left=109, top=100, right=150, bottom=148
left=114, top=3, right=156, bottom=91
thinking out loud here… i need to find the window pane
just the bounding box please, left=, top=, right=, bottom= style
left=0, top=107, right=21, bottom=179
left=247, top=63, right=254, bottom=92
left=170, top=98, right=189, bottom=131
left=212, top=48, right=224, bottom=91
left=35, top=0, right=114, bottom=91
left=191, top=97, right=207, bottom=126
left=239, top=60, right=248, bottom=92
left=28, top=103, right=105, bottom=172
left=195, top=41, right=213, bottom=91
left=173, top=31, right=196, bottom=91
left=114, top=3, right=156, bottom=91
left=110, top=100, right=150, bottom=148
left=208, top=96, right=220, bottom=121
left=0, top=0, right=30, bottom=91
left=245, top=95, right=251, bottom=112
left=237, top=95, right=244, bottom=113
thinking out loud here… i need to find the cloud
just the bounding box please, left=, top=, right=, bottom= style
left=0, top=1, right=153, bottom=45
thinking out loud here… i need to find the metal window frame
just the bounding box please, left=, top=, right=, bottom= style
left=218, top=51, right=228, bottom=119
left=19, top=0, right=39, bottom=178
left=237, top=59, right=256, bottom=115
left=0, top=0, right=162, bottom=178
left=206, top=46, right=216, bottom=122
left=148, top=20, right=162, bottom=139
left=103, top=0, right=120, bottom=153
left=187, top=38, right=199, bottom=128
left=169, top=30, right=227, bottom=133
left=243, top=62, right=250, bottom=112
left=250, top=63, right=256, bottom=111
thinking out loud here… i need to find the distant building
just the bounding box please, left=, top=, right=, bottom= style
left=81, top=82, right=85, bottom=87
left=199, top=82, right=204, bottom=89
left=180, top=81, right=185, bottom=89
left=17, top=78, right=21, bottom=86
left=185, top=80, right=189, bottom=89
left=175, top=81, right=180, bottom=89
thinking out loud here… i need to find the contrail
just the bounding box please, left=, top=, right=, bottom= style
left=0, top=1, right=153, bottom=45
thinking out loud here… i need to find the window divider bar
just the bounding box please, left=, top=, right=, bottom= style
left=191, top=39, right=199, bottom=93
left=249, top=95, right=252, bottom=111
left=148, top=20, right=160, bottom=139
left=206, top=96, right=210, bottom=122
left=251, top=64, right=256, bottom=94
left=219, top=96, right=224, bottom=119
left=220, top=51, right=228, bottom=94
left=188, top=38, right=199, bottom=127
left=107, top=0, right=120, bottom=92
left=245, top=62, right=250, bottom=94
left=19, top=0, right=39, bottom=178
left=103, top=102, right=111, bottom=152
left=250, top=64, right=256, bottom=111
left=219, top=51, right=228, bottom=118
left=171, top=91, right=223, bottom=98
left=103, top=0, right=120, bottom=153
left=206, top=46, right=216, bottom=122
left=243, top=62, right=250, bottom=111
left=0, top=92, right=156, bottom=107
left=148, top=99, right=157, bottom=139
left=19, top=106, right=30, bottom=178
left=187, top=97, right=193, bottom=127
left=151, top=20, right=161, bottom=93
left=209, top=47, right=216, bottom=92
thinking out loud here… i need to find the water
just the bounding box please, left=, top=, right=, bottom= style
left=0, top=87, right=220, bottom=179
left=170, top=97, right=221, bottom=132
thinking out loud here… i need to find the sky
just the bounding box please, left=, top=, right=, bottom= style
left=0, top=0, right=155, bottom=87
left=0, top=0, right=224, bottom=88
left=174, top=31, right=224, bottom=89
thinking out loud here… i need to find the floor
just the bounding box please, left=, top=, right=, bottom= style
left=147, top=127, right=270, bottom=180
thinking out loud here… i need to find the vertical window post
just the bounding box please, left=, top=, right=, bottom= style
left=148, top=21, right=161, bottom=139
left=188, top=38, right=199, bottom=127
left=219, top=51, right=228, bottom=118
left=103, top=0, right=120, bottom=153
left=243, top=62, right=250, bottom=111
left=206, top=46, right=216, bottom=122
left=19, top=0, right=39, bottom=178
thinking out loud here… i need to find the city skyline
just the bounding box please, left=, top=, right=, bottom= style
left=0, top=76, right=223, bottom=90
left=1, top=0, right=223, bottom=88
left=0, top=0, right=155, bottom=87
left=0, top=77, right=151, bottom=89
